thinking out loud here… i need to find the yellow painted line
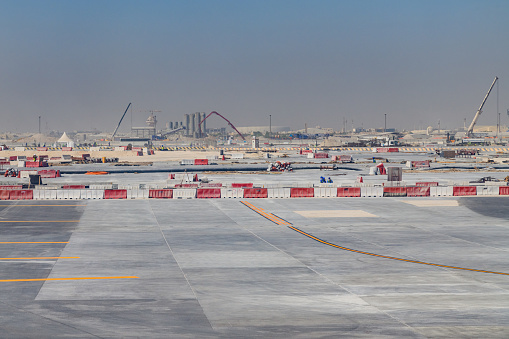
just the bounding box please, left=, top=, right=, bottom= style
left=240, top=201, right=291, bottom=225
left=0, top=220, right=80, bottom=223
left=0, top=276, right=139, bottom=282
left=0, top=257, right=79, bottom=260
left=0, top=242, right=68, bottom=244
left=0, top=205, right=86, bottom=207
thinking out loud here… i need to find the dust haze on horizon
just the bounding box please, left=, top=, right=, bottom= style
left=0, top=0, right=508, bottom=134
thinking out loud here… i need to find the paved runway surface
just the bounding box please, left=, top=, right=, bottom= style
left=0, top=197, right=508, bottom=338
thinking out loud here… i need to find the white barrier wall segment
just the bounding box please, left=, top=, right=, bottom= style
left=221, top=188, right=244, bottom=198
left=127, top=189, right=149, bottom=199
left=476, top=186, right=499, bottom=195
left=90, top=184, right=113, bottom=190
left=33, top=190, right=42, bottom=200
left=56, top=190, right=65, bottom=199
left=430, top=186, right=453, bottom=197
left=173, top=189, right=196, bottom=199
left=314, top=187, right=337, bottom=198
left=45, top=190, right=57, bottom=199
left=283, top=188, right=291, bottom=198
left=360, top=187, right=383, bottom=197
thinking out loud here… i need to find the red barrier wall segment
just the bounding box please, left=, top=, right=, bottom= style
left=0, top=185, right=22, bottom=190
left=194, top=159, right=209, bottom=165
left=290, top=187, right=314, bottom=198
left=337, top=187, right=361, bottom=197
left=500, top=187, right=509, bottom=195
left=104, top=189, right=127, bottom=199
left=406, top=186, right=430, bottom=197
left=383, top=187, right=407, bottom=197
left=149, top=189, right=173, bottom=199
left=232, top=183, right=253, bottom=188
left=453, top=186, right=477, bottom=196
left=196, top=188, right=221, bottom=199
left=63, top=185, right=86, bottom=189
left=243, top=188, right=268, bottom=198
left=9, top=190, right=33, bottom=200
left=416, top=182, right=439, bottom=187
left=0, top=190, right=10, bottom=200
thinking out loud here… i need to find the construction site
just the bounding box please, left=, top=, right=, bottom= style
left=0, top=77, right=509, bottom=338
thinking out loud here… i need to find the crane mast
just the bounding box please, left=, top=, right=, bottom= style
left=466, top=77, right=498, bottom=136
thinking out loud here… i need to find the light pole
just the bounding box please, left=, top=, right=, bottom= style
left=269, top=115, right=271, bottom=139
left=384, top=114, right=387, bottom=132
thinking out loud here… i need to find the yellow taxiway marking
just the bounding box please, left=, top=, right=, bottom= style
left=0, top=276, right=139, bottom=282
left=0, top=242, right=68, bottom=244
left=0, top=205, right=86, bottom=207
left=240, top=201, right=291, bottom=225
left=0, top=220, right=80, bottom=223
left=0, top=257, right=79, bottom=260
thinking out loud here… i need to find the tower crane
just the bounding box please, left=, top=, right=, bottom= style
left=466, top=77, right=498, bottom=136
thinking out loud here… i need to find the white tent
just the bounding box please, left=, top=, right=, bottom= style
left=57, top=132, right=74, bottom=147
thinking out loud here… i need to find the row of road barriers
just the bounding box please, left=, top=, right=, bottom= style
left=1, top=185, right=508, bottom=200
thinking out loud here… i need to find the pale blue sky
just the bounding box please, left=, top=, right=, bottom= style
left=1, top=0, right=508, bottom=132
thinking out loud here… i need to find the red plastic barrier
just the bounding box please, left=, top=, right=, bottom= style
left=194, top=159, right=209, bottom=165
left=243, top=188, right=268, bottom=198
left=25, top=161, right=48, bottom=168
left=196, top=188, right=221, bottom=199
left=9, top=190, right=33, bottom=200
left=500, top=187, right=509, bottom=195
left=314, top=153, right=329, bottom=158
left=290, top=187, right=314, bottom=198
left=416, top=182, right=439, bottom=187
left=406, top=186, right=430, bottom=197
left=149, top=189, right=173, bottom=199
left=337, top=187, right=361, bottom=197
left=61, top=147, right=72, bottom=151
left=201, top=183, right=223, bottom=187
left=453, top=186, right=477, bottom=196
left=0, top=190, right=10, bottom=200
left=62, top=185, right=86, bottom=189
left=104, top=189, right=127, bottom=199
left=0, top=185, right=22, bottom=190
left=36, top=147, right=48, bottom=151
left=38, top=170, right=58, bottom=178
left=232, top=183, right=253, bottom=188
left=383, top=187, right=407, bottom=197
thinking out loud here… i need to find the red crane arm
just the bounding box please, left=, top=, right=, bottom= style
left=198, top=111, right=246, bottom=140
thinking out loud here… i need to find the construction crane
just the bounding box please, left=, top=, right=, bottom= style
left=111, top=103, right=132, bottom=139
left=198, top=111, right=246, bottom=140
left=466, top=77, right=498, bottom=136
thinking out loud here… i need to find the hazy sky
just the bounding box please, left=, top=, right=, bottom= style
left=1, top=0, right=508, bottom=133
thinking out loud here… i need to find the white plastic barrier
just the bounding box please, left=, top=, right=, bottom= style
left=360, top=187, right=384, bottom=197
left=56, top=190, right=81, bottom=199
left=90, top=184, right=113, bottom=190
left=314, top=187, right=337, bottom=198
left=44, top=190, right=57, bottom=199
left=430, top=186, right=453, bottom=197
left=221, top=188, right=244, bottom=198
left=267, top=188, right=291, bottom=198
left=173, top=189, right=196, bottom=199
left=476, top=186, right=499, bottom=196
left=33, top=190, right=42, bottom=200
left=127, top=189, right=149, bottom=199
left=80, top=190, right=104, bottom=199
